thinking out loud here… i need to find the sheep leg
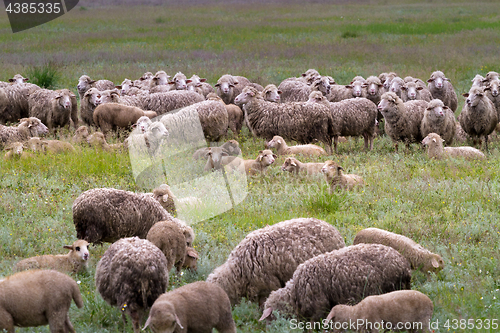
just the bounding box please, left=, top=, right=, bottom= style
left=0, top=308, right=15, bottom=333
left=363, top=133, right=369, bottom=151
left=64, top=313, right=76, bottom=333
left=47, top=310, right=67, bottom=333
left=484, top=135, right=489, bottom=151
left=333, top=136, right=339, bottom=153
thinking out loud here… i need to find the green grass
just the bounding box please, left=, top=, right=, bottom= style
left=1, top=1, right=500, bottom=332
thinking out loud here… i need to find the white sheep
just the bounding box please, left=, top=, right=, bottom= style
left=143, top=90, right=205, bottom=116
left=321, top=160, right=364, bottom=192
left=388, top=76, right=405, bottom=98
left=471, top=74, right=485, bottom=87
left=224, top=149, right=276, bottom=176
left=427, top=70, right=458, bottom=111
left=422, top=132, right=485, bottom=161
left=0, top=82, right=41, bottom=124
left=134, top=115, right=153, bottom=133
left=3, top=141, right=30, bottom=160
left=71, top=125, right=90, bottom=144
left=484, top=78, right=500, bottom=119
left=267, top=135, right=327, bottom=157
left=363, top=75, right=385, bottom=105
left=402, top=78, right=433, bottom=102
left=168, top=71, right=190, bottom=90
left=79, top=87, right=101, bottom=126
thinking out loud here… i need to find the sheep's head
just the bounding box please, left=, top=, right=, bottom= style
left=143, top=301, right=183, bottom=333
left=134, top=116, right=153, bottom=133
left=215, top=75, right=236, bottom=95
left=119, top=79, right=134, bottom=94
left=26, top=137, right=46, bottom=153
left=74, top=126, right=90, bottom=141
left=206, top=147, right=228, bottom=170
left=364, top=76, right=383, bottom=96
left=169, top=72, right=190, bottom=90
left=463, top=86, right=485, bottom=107
left=183, top=247, right=199, bottom=271
left=377, top=91, right=399, bottom=115
left=471, top=74, right=485, bottom=87
left=4, top=142, right=25, bottom=158
left=63, top=239, right=90, bottom=262
left=146, top=122, right=169, bottom=142
left=77, top=75, right=94, bottom=93
left=262, top=84, right=281, bottom=103
left=483, top=71, right=499, bottom=83
left=346, top=77, right=366, bottom=97
left=153, top=184, right=173, bottom=207
left=87, top=132, right=107, bottom=147
left=97, top=89, right=120, bottom=104
left=321, top=160, right=343, bottom=178
left=152, top=71, right=170, bottom=86
left=325, top=304, right=351, bottom=324
left=140, top=72, right=154, bottom=80
left=56, top=89, right=75, bottom=109
left=189, top=74, right=207, bottom=86
left=425, top=99, right=448, bottom=120
left=256, top=149, right=276, bottom=166
left=312, top=76, right=331, bottom=96
left=389, top=77, right=404, bottom=95
left=382, top=72, right=398, bottom=90
left=306, top=91, right=327, bottom=105
left=281, top=157, right=299, bottom=173
left=220, top=139, right=241, bottom=156
left=266, top=135, right=284, bottom=150
left=424, top=253, right=445, bottom=273
left=84, top=88, right=101, bottom=106
left=484, top=79, right=500, bottom=98
left=234, top=86, right=259, bottom=105
left=421, top=133, right=444, bottom=147
left=401, top=81, right=424, bottom=100
left=427, top=70, right=448, bottom=89
left=8, top=74, right=29, bottom=84
left=24, top=117, right=48, bottom=137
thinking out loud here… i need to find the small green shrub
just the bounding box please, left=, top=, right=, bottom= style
left=26, top=62, right=60, bottom=89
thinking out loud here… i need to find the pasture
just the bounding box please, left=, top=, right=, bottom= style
left=1, top=0, right=500, bottom=332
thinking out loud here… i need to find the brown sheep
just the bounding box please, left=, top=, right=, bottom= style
left=321, top=160, right=364, bottom=192
left=93, top=103, right=157, bottom=135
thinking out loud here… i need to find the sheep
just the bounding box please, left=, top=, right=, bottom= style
left=326, top=290, right=434, bottom=333
left=380, top=71, right=398, bottom=90
left=235, top=86, right=334, bottom=154
left=472, top=74, right=485, bottom=87
left=278, top=76, right=332, bottom=103
left=186, top=81, right=205, bottom=97
left=321, top=160, right=364, bottom=192
left=183, top=247, right=199, bottom=271
left=3, top=141, right=28, bottom=160
left=482, top=71, right=499, bottom=84
left=72, top=184, right=183, bottom=244
left=215, top=74, right=259, bottom=104
left=28, top=88, right=78, bottom=131
left=280, top=156, right=324, bottom=176
left=307, top=91, right=378, bottom=152
left=14, top=239, right=90, bottom=274
left=353, top=227, right=445, bottom=274
left=267, top=134, right=327, bottom=157
left=334, top=75, right=367, bottom=101
left=0, top=117, right=48, bottom=149
left=261, top=84, right=282, bottom=103
left=207, top=93, right=244, bottom=136
left=427, top=70, right=458, bottom=111
left=143, top=90, right=205, bottom=116
left=76, top=74, right=115, bottom=101
left=97, top=88, right=147, bottom=108
left=189, top=74, right=215, bottom=97
left=143, top=281, right=236, bottom=333
left=484, top=78, right=500, bottom=119
left=0, top=269, right=83, bottom=333
left=260, top=243, right=411, bottom=322
left=86, top=131, right=124, bottom=152
left=203, top=146, right=230, bottom=171
left=134, top=71, right=154, bottom=89
left=363, top=75, right=385, bottom=105
left=192, top=139, right=242, bottom=161
left=92, top=102, right=157, bottom=135
left=206, top=217, right=345, bottom=306
left=388, top=76, right=405, bottom=98
left=95, top=237, right=169, bottom=333
left=149, top=70, right=171, bottom=89
left=402, top=79, right=433, bottom=102
left=79, top=87, right=101, bottom=126
left=8, top=74, right=29, bottom=84
left=133, top=115, right=153, bottom=134
left=25, top=137, right=76, bottom=154
left=224, top=149, right=276, bottom=176
left=71, top=125, right=90, bottom=144
left=0, top=82, right=41, bottom=124
left=168, top=71, right=190, bottom=90
left=420, top=99, right=457, bottom=145
left=458, top=86, right=498, bottom=150
left=377, top=91, right=428, bottom=151
left=422, top=132, right=486, bottom=161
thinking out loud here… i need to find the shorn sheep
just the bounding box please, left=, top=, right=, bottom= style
left=235, top=86, right=334, bottom=154
left=353, top=227, right=445, bottom=274
left=206, top=217, right=345, bottom=306
left=95, top=237, right=169, bottom=333
left=420, top=98, right=457, bottom=145
left=427, top=70, right=458, bottom=112
left=260, top=243, right=411, bottom=322
left=267, top=135, right=326, bottom=157
left=92, top=102, right=157, bottom=135
left=143, top=281, right=236, bottom=333
left=0, top=117, right=48, bottom=149
left=15, top=239, right=90, bottom=274
left=326, top=290, right=434, bottom=333
left=321, top=160, right=364, bottom=192
left=458, top=86, right=498, bottom=150
left=378, top=91, right=428, bottom=151
left=28, top=88, right=78, bottom=131
left=281, top=156, right=324, bottom=176
left=422, top=132, right=486, bottom=161
left=0, top=269, right=83, bottom=333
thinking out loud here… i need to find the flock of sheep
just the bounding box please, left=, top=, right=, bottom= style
left=0, top=67, right=497, bottom=332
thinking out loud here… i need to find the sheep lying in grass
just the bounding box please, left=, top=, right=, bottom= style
left=326, top=290, right=434, bottom=333
left=26, top=137, right=76, bottom=154
left=0, top=117, right=48, bottom=149
left=281, top=156, right=324, bottom=176
left=427, top=70, right=458, bottom=112
left=144, top=281, right=236, bottom=333
left=15, top=240, right=90, bottom=274
left=0, top=269, right=83, bottom=333
left=267, top=135, right=327, bottom=157
left=422, top=133, right=485, bottom=161
left=3, top=141, right=28, bottom=160
left=353, top=227, right=445, bottom=274
left=206, top=218, right=345, bottom=306
left=420, top=99, right=457, bottom=145
left=93, top=102, right=157, bottom=135
left=28, top=88, right=78, bottom=131
left=71, top=125, right=90, bottom=144
left=321, top=160, right=364, bottom=192
left=224, top=149, right=276, bottom=176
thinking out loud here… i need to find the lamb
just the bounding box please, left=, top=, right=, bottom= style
left=261, top=84, right=282, bottom=103
left=326, top=290, right=434, bottom=333
left=266, top=134, right=327, bottom=157
left=26, top=137, right=76, bottom=154
left=72, top=184, right=182, bottom=244
left=224, top=149, right=276, bottom=176
left=203, top=146, right=230, bottom=171
left=28, top=88, right=78, bottom=131
left=206, top=217, right=345, bottom=306
left=92, top=102, right=157, bottom=135
left=422, top=132, right=486, bottom=161
left=143, top=281, right=236, bottom=333
left=134, top=115, right=153, bottom=133
left=427, top=70, right=458, bottom=111
left=0, top=269, right=83, bottom=333
left=86, top=132, right=124, bottom=152
left=76, top=74, right=115, bottom=101
left=3, top=141, right=28, bottom=160
left=71, top=125, right=90, bottom=144
left=321, top=160, right=364, bottom=192
left=363, top=75, right=385, bottom=105
left=207, top=93, right=243, bottom=136
left=0, top=82, right=41, bottom=124
left=458, top=86, right=498, bottom=150
left=402, top=79, right=433, bottom=102
left=192, top=139, right=242, bottom=160
left=143, top=90, right=205, bottom=116
left=189, top=74, right=215, bottom=97
left=377, top=91, right=428, bottom=151
left=235, top=86, right=334, bottom=154
left=79, top=87, right=101, bottom=126
left=280, top=156, right=324, bottom=176
left=420, top=99, right=457, bottom=145
left=260, top=243, right=412, bottom=322
left=353, top=227, right=445, bottom=274
left=95, top=237, right=169, bottom=333
left=0, top=117, right=48, bottom=149
left=15, top=239, right=90, bottom=274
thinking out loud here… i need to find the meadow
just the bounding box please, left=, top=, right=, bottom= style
left=1, top=0, right=500, bottom=332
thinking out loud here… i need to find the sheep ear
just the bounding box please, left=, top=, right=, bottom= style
left=63, top=245, right=73, bottom=250
left=214, top=83, right=220, bottom=87
left=277, top=139, right=281, bottom=144
left=187, top=248, right=199, bottom=259
left=8, top=78, right=14, bottom=82
left=186, top=79, right=192, bottom=84
left=401, top=86, right=407, bottom=91
left=326, top=309, right=335, bottom=322
left=277, top=90, right=282, bottom=94
left=222, top=152, right=229, bottom=156
left=427, top=78, right=433, bottom=83
left=115, top=85, right=122, bottom=89
left=431, top=258, right=439, bottom=268
left=175, top=314, right=184, bottom=329
left=462, top=93, right=469, bottom=98
left=417, top=86, right=424, bottom=91
left=273, top=154, right=277, bottom=159
left=484, top=87, right=491, bottom=91
left=291, top=161, right=297, bottom=166
left=142, top=316, right=151, bottom=330
left=233, top=80, right=239, bottom=85
left=168, top=81, right=175, bottom=85
left=345, top=85, right=353, bottom=89
left=432, top=138, right=436, bottom=143
left=200, top=78, right=207, bottom=82
left=259, top=307, right=273, bottom=321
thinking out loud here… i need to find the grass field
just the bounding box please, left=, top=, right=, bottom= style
left=1, top=0, right=500, bottom=332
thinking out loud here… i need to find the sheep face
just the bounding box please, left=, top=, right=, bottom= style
left=421, top=133, right=444, bottom=147
left=154, top=71, right=170, bottom=86
left=312, top=77, right=331, bottom=96
left=425, top=100, right=447, bottom=121
left=427, top=71, right=447, bottom=90
left=9, top=74, right=29, bottom=84
left=234, top=87, right=258, bottom=105
left=77, top=75, right=94, bottom=94
left=206, top=147, right=229, bottom=170
left=96, top=90, right=120, bottom=104
left=471, top=75, right=485, bottom=87
left=389, top=77, right=404, bottom=95
left=4, top=142, right=24, bottom=157
left=266, top=136, right=283, bottom=149
left=26, top=137, right=45, bottom=152
left=281, top=157, right=298, bottom=173
left=427, top=253, right=445, bottom=273
left=56, top=90, right=75, bottom=109
left=377, top=94, right=396, bottom=115
left=87, top=132, right=107, bottom=147
left=484, top=71, right=499, bottom=83
left=306, top=91, right=327, bottom=104
left=485, top=80, right=500, bottom=97
left=346, top=78, right=365, bottom=97
left=144, top=301, right=182, bottom=333
left=262, top=85, right=281, bottom=103
left=321, top=160, right=341, bottom=178
left=463, top=88, right=485, bottom=107
left=146, top=122, right=169, bottom=141
left=135, top=116, right=153, bottom=133
left=365, top=80, right=383, bottom=96
left=84, top=88, right=101, bottom=106
left=25, top=118, right=49, bottom=137
left=402, top=82, right=423, bottom=100
left=64, top=239, right=90, bottom=262
left=257, top=150, right=276, bottom=166
left=120, top=79, right=133, bottom=94
left=169, top=72, right=190, bottom=90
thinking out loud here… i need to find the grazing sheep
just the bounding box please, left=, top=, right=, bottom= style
left=86, top=132, right=124, bottom=152
left=25, top=137, right=76, bottom=154
left=0, top=82, right=41, bottom=124
left=267, top=135, right=327, bottom=157
left=378, top=91, right=428, bottom=151
left=321, top=160, right=364, bottom=192
left=280, top=156, right=324, bottom=176
left=15, top=240, right=90, bottom=274
left=28, top=88, right=78, bottom=131
left=458, top=86, right=498, bottom=150
left=260, top=243, right=412, bottom=322
left=93, top=102, right=157, bottom=135
left=420, top=99, right=457, bottom=145
left=422, top=132, right=486, bottom=161
left=353, top=227, right=445, bottom=274
left=95, top=237, right=169, bottom=333
left=307, top=91, right=377, bottom=152
left=484, top=78, right=500, bottom=119
left=189, top=74, right=215, bottom=97
left=0, top=117, right=48, bottom=149
left=79, top=87, right=101, bottom=126
left=3, top=141, right=28, bottom=160
left=326, top=290, right=433, bottom=333
left=71, top=125, right=90, bottom=144
left=72, top=184, right=182, bottom=244
left=224, top=149, right=276, bottom=176
left=206, top=217, right=345, bottom=306
left=76, top=75, right=115, bottom=101
left=143, top=281, right=236, bottom=333
left=402, top=79, right=433, bottom=102
left=261, top=84, right=282, bottom=103
left=235, top=86, right=334, bottom=154
left=427, top=70, right=458, bottom=111
left=0, top=269, right=83, bottom=333
left=183, top=247, right=199, bottom=271
left=143, top=90, right=205, bottom=116
left=363, top=75, right=385, bottom=105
